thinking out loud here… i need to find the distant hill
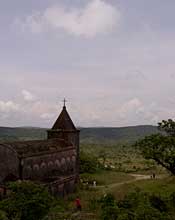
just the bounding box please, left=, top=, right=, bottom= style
left=0, top=125, right=159, bottom=145
left=0, top=127, right=47, bottom=142
left=80, top=125, right=159, bottom=145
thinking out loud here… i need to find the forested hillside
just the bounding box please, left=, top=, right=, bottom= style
left=0, top=125, right=159, bottom=144
left=0, top=127, right=47, bottom=142
left=80, top=125, right=159, bottom=144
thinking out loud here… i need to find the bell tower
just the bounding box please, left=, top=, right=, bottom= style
left=47, top=100, right=79, bottom=145
left=47, top=100, right=80, bottom=178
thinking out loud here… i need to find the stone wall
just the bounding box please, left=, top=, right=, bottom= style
left=22, top=147, right=77, bottom=181
left=47, top=175, right=76, bottom=197
left=0, top=144, right=19, bottom=183
left=47, top=129, right=80, bottom=180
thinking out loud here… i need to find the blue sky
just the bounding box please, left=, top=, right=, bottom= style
left=0, top=0, right=175, bottom=127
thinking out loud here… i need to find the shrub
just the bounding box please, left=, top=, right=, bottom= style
left=0, top=210, right=8, bottom=220
left=100, top=190, right=174, bottom=220
left=0, top=181, right=53, bottom=220
left=100, top=194, right=119, bottom=220
left=149, top=194, right=168, bottom=212
left=88, top=198, right=99, bottom=211
left=80, top=151, right=100, bottom=174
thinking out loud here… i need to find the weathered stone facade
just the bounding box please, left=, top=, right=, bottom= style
left=0, top=106, right=80, bottom=196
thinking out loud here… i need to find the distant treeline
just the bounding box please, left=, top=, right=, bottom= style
left=80, top=125, right=159, bottom=145
left=0, top=127, right=47, bottom=142
left=0, top=125, right=159, bottom=144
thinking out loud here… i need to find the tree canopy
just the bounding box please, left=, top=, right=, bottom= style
left=158, top=119, right=175, bottom=136
left=136, top=119, right=175, bottom=175
left=0, top=181, right=52, bottom=220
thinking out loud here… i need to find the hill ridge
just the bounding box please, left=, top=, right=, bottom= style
left=0, top=125, right=159, bottom=144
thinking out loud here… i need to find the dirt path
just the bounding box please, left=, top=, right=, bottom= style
left=96, top=174, right=163, bottom=190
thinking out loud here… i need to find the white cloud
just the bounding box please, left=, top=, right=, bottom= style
left=117, top=98, right=161, bottom=125
left=22, top=90, right=35, bottom=101
left=40, top=113, right=55, bottom=120
left=119, top=98, right=144, bottom=118
left=0, top=101, right=19, bottom=113
left=18, top=0, right=121, bottom=37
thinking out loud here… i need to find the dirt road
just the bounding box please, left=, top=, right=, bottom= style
left=97, top=173, right=164, bottom=190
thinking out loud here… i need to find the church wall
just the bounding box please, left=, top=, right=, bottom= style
left=22, top=148, right=77, bottom=181
left=66, top=131, right=80, bottom=178
left=60, top=131, right=80, bottom=181
left=0, top=145, right=19, bottom=183
left=47, top=129, right=80, bottom=180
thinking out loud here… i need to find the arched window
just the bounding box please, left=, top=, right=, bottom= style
left=23, top=165, right=32, bottom=179
left=55, top=160, right=61, bottom=168
left=33, top=164, right=39, bottom=172
left=66, top=157, right=72, bottom=172
left=72, top=156, right=76, bottom=163
left=61, top=158, right=67, bottom=172
left=48, top=161, right=54, bottom=168
left=40, top=162, right=47, bottom=169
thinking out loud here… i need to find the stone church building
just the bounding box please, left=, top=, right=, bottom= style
left=0, top=104, right=80, bottom=196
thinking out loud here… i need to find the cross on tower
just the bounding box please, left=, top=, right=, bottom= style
left=62, top=98, right=67, bottom=107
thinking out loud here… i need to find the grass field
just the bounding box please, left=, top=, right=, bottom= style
left=48, top=171, right=175, bottom=219
left=81, top=170, right=134, bottom=186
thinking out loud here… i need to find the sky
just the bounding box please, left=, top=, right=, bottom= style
left=0, top=0, right=175, bottom=127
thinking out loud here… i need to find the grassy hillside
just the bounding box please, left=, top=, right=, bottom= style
left=0, top=125, right=159, bottom=144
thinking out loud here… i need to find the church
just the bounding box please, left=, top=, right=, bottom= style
left=0, top=103, right=80, bottom=196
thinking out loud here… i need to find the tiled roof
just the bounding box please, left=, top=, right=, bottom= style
left=52, top=106, right=76, bottom=130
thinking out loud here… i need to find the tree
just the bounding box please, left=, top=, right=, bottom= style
left=135, top=119, right=175, bottom=175
left=80, top=151, right=99, bottom=173
left=158, top=119, right=175, bottom=136
left=0, top=181, right=53, bottom=220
